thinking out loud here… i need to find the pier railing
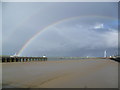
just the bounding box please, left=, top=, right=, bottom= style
left=1, top=56, right=47, bottom=63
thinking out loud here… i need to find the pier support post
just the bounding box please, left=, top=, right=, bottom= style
left=9, top=58, right=11, bottom=62
left=14, top=58, right=16, bottom=62
left=5, top=58, right=7, bottom=62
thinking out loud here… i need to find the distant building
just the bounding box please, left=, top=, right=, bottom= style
left=104, top=50, right=107, bottom=57
left=42, top=55, right=46, bottom=58
left=10, top=53, right=18, bottom=57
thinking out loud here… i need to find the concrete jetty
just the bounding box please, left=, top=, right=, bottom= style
left=1, top=56, right=47, bottom=63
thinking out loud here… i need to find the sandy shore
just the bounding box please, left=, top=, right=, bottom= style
left=0, top=63, right=2, bottom=89
left=2, top=59, right=118, bottom=88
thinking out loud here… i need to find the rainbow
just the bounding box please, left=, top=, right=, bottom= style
left=17, top=15, right=117, bottom=56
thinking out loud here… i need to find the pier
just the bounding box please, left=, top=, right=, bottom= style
left=1, top=56, right=47, bottom=63
left=110, top=56, right=120, bottom=62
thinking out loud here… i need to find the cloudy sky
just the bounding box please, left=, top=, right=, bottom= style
left=0, top=2, right=2, bottom=55
left=2, top=2, right=118, bottom=57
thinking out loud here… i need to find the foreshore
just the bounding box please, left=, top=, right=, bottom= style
left=2, top=59, right=118, bottom=88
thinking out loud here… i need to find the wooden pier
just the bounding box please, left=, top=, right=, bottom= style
left=1, top=56, right=47, bottom=63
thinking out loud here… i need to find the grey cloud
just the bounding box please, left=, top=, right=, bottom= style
left=2, top=2, right=118, bottom=56
left=22, top=22, right=118, bottom=57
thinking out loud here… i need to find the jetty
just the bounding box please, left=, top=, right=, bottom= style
left=110, top=56, right=120, bottom=62
left=1, top=56, right=47, bottom=63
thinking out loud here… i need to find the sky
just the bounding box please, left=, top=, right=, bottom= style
left=0, top=2, right=2, bottom=55
left=2, top=2, right=118, bottom=57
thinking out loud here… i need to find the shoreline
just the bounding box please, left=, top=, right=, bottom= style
left=2, top=59, right=118, bottom=88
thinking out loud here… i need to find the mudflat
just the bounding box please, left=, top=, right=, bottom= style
left=2, top=59, right=118, bottom=88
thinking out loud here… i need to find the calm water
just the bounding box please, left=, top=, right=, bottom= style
left=47, top=57, right=104, bottom=61
left=47, top=57, right=85, bottom=61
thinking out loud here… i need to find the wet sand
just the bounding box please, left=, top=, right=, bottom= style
left=2, top=59, right=118, bottom=88
left=0, top=63, right=2, bottom=89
